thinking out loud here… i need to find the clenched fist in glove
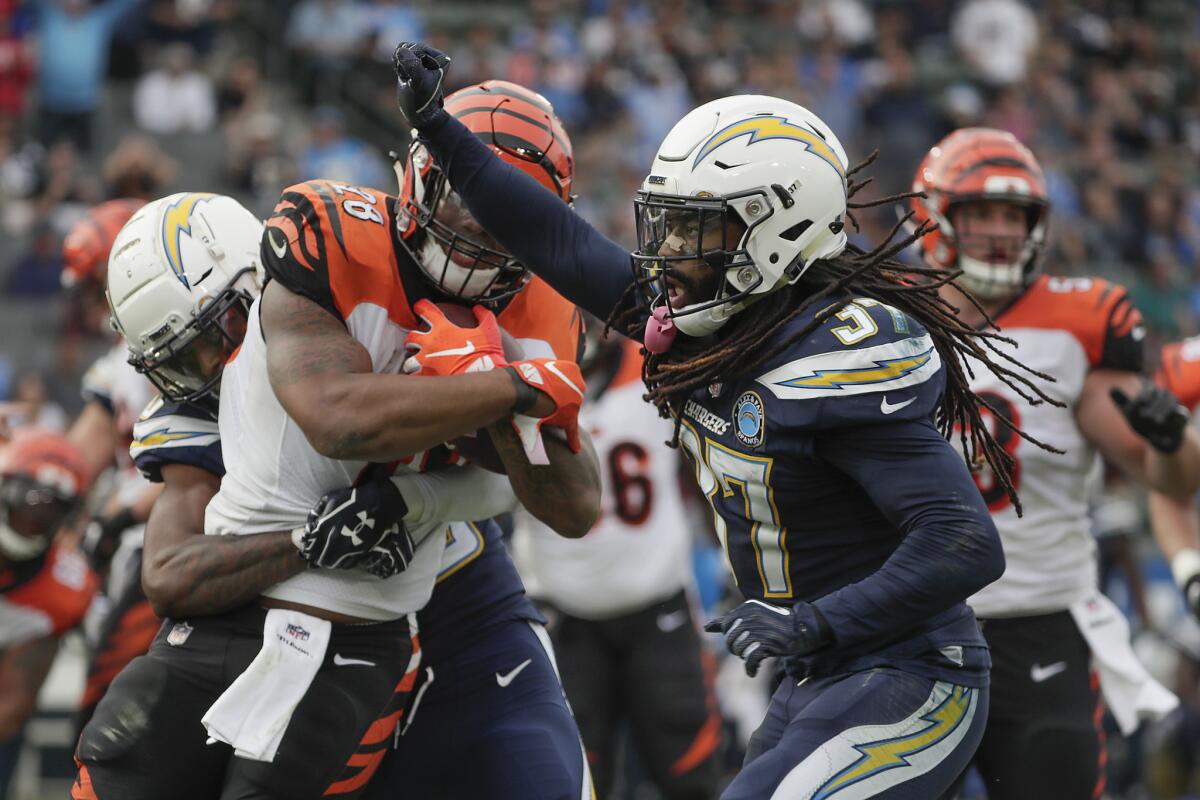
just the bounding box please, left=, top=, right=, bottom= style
left=392, top=42, right=451, bottom=130
left=1110, top=380, right=1190, bottom=454
left=705, top=599, right=833, bottom=677
left=293, top=469, right=415, bottom=578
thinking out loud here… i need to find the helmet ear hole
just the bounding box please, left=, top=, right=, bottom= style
left=779, top=220, right=812, bottom=242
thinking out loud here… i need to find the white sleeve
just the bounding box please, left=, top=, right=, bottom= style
left=392, top=466, right=519, bottom=526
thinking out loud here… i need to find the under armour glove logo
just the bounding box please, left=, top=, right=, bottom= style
left=704, top=600, right=832, bottom=677
left=1110, top=380, right=1190, bottom=454
left=295, top=470, right=414, bottom=577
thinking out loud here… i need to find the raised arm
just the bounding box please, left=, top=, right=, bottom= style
left=394, top=43, right=635, bottom=321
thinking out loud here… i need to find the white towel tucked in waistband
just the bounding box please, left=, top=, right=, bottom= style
left=1069, top=592, right=1178, bottom=735
left=202, top=608, right=331, bottom=762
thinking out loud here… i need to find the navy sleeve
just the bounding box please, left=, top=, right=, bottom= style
left=420, top=115, right=636, bottom=322
left=809, top=418, right=1003, bottom=646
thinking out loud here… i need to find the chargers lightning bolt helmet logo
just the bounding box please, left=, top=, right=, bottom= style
left=692, top=116, right=846, bottom=180
left=161, top=193, right=216, bottom=288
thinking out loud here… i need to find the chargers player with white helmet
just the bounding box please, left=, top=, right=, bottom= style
left=390, top=42, right=1073, bottom=798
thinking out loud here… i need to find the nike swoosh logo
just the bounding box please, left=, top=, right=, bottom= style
left=267, top=227, right=289, bottom=260
left=496, top=658, right=532, bottom=687
left=880, top=396, right=917, bottom=415
left=333, top=654, right=376, bottom=667
left=1030, top=661, right=1067, bottom=683
left=656, top=610, right=688, bottom=632
left=425, top=341, right=476, bottom=358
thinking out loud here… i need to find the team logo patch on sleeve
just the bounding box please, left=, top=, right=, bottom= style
left=734, top=391, right=765, bottom=448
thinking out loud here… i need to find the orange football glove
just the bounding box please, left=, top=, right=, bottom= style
left=404, top=299, right=507, bottom=376
left=507, top=358, right=586, bottom=461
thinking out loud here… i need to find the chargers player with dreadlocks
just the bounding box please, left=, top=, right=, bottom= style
left=909, top=128, right=1200, bottom=800
left=390, top=43, right=1053, bottom=798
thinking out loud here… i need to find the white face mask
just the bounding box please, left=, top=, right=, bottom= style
left=0, top=518, right=49, bottom=561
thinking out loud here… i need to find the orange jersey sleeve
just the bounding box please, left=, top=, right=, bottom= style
left=262, top=181, right=420, bottom=329
left=496, top=276, right=586, bottom=364
left=1157, top=337, right=1200, bottom=412
left=1, top=544, right=97, bottom=637
left=999, top=275, right=1145, bottom=372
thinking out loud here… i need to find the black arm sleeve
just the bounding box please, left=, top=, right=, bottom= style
left=809, top=419, right=1005, bottom=646
left=420, top=115, right=637, bottom=323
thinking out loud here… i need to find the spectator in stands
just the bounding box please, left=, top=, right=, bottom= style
left=365, top=0, right=425, bottom=64
left=951, top=0, right=1038, bottom=88
left=32, top=0, right=140, bottom=152
left=102, top=135, right=175, bottom=200
left=3, top=371, right=68, bottom=431
left=0, top=0, right=34, bottom=122
left=133, top=42, right=217, bottom=135
left=145, top=0, right=234, bottom=54
left=299, top=106, right=387, bottom=189
left=286, top=0, right=371, bottom=103
left=5, top=224, right=63, bottom=299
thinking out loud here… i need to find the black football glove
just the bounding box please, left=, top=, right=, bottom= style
left=704, top=600, right=833, bottom=677
left=294, top=470, right=414, bottom=576
left=81, top=507, right=138, bottom=573
left=1110, top=380, right=1189, bottom=454
left=392, top=42, right=451, bottom=130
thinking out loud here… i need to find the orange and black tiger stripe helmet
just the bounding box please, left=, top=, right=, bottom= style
left=398, top=81, right=575, bottom=302
left=61, top=199, right=146, bottom=288
left=911, top=128, right=1048, bottom=299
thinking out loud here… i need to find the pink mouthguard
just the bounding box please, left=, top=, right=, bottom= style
left=643, top=306, right=677, bottom=354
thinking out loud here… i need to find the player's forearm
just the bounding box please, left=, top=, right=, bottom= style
left=420, top=114, right=635, bottom=321
left=485, top=421, right=601, bottom=538
left=1144, top=427, right=1200, bottom=498
left=143, top=531, right=306, bottom=618
left=302, top=370, right=523, bottom=462
left=393, top=466, right=519, bottom=525
left=813, top=512, right=1004, bottom=647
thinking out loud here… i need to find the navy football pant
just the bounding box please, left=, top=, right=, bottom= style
left=364, top=618, right=592, bottom=800
left=723, top=668, right=987, bottom=800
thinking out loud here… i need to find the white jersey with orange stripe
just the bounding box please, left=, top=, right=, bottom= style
left=514, top=342, right=693, bottom=619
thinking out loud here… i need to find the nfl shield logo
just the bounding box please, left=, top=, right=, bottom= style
left=167, top=621, right=194, bottom=646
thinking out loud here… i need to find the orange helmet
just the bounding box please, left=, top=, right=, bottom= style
left=397, top=80, right=575, bottom=303
left=0, top=430, right=90, bottom=561
left=911, top=128, right=1048, bottom=300
left=61, top=198, right=146, bottom=289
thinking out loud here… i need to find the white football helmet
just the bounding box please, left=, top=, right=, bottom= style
left=634, top=95, right=850, bottom=337
left=107, top=193, right=264, bottom=402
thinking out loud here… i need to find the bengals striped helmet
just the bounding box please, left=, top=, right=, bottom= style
left=62, top=199, right=146, bottom=288
left=0, top=429, right=90, bottom=561
left=397, top=80, right=574, bottom=303
left=911, top=128, right=1048, bottom=300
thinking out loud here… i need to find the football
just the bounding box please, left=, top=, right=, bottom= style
left=436, top=303, right=524, bottom=474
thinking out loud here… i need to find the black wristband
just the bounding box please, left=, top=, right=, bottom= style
left=504, top=366, right=540, bottom=414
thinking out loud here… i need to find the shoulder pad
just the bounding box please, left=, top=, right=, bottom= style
left=263, top=180, right=405, bottom=323
left=1159, top=337, right=1200, bottom=412
left=130, top=399, right=222, bottom=482
left=1000, top=276, right=1144, bottom=372
left=496, top=278, right=585, bottom=363
left=753, top=298, right=944, bottom=428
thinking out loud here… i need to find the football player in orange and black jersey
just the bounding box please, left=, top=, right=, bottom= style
left=0, top=430, right=98, bottom=795
left=258, top=82, right=599, bottom=800
left=911, top=128, right=1200, bottom=800
left=1147, top=340, right=1200, bottom=623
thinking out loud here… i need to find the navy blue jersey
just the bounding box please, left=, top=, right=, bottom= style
left=420, top=519, right=543, bottom=651
left=129, top=396, right=224, bottom=482
left=423, top=115, right=1003, bottom=685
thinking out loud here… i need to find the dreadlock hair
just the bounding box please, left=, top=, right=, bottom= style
left=605, top=150, right=1063, bottom=515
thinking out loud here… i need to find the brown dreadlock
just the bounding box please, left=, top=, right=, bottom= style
left=605, top=151, right=1063, bottom=515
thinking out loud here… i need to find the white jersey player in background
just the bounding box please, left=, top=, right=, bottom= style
left=911, top=127, right=1200, bottom=800
left=516, top=327, right=720, bottom=800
